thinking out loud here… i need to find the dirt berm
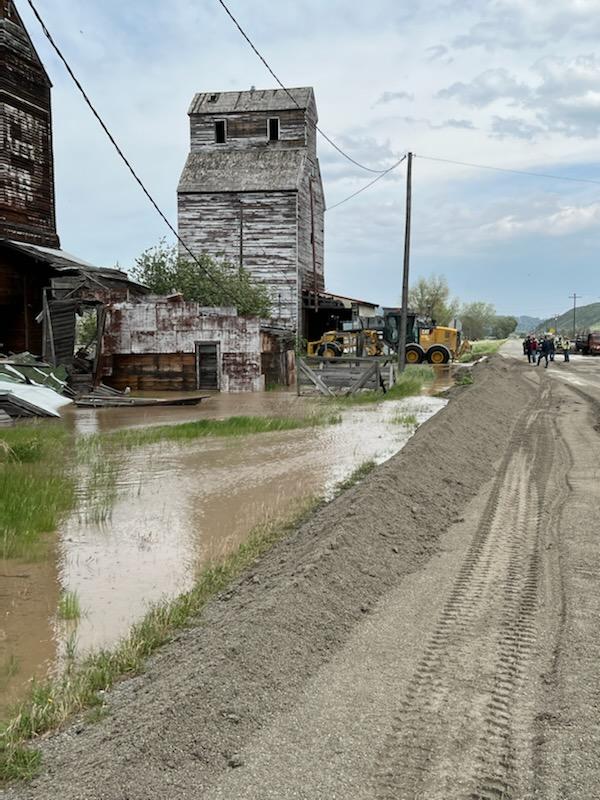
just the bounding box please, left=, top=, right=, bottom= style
left=6, top=357, right=535, bottom=800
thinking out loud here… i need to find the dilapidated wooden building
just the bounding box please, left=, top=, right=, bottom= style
left=101, top=297, right=295, bottom=393
left=0, top=0, right=59, bottom=248
left=177, top=87, right=325, bottom=335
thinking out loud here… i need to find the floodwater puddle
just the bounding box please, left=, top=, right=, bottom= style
left=0, top=392, right=446, bottom=715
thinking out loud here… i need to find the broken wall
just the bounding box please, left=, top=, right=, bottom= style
left=102, top=299, right=264, bottom=392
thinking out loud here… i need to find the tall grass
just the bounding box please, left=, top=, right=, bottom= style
left=0, top=468, right=75, bottom=561
left=90, top=413, right=340, bottom=449
left=0, top=424, right=75, bottom=560
left=330, top=365, right=434, bottom=406
left=57, top=592, right=81, bottom=621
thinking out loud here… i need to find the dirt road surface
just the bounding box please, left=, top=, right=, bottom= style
left=4, top=353, right=600, bottom=800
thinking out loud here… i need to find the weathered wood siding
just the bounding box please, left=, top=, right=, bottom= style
left=179, top=191, right=299, bottom=329
left=178, top=87, right=325, bottom=336
left=191, top=109, right=306, bottom=150
left=0, top=1, right=59, bottom=248
left=102, top=301, right=264, bottom=392
left=0, top=249, right=48, bottom=353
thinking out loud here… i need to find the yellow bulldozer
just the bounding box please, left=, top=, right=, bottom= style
left=307, top=311, right=470, bottom=364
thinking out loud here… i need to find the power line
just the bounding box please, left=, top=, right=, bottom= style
left=327, top=155, right=407, bottom=211
left=215, top=0, right=388, bottom=176
left=25, top=0, right=242, bottom=304
left=417, top=154, right=600, bottom=187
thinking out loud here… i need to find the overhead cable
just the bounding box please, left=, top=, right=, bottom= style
left=327, top=155, right=407, bottom=211
left=417, top=154, right=600, bottom=187
left=215, top=0, right=388, bottom=176
left=25, top=0, right=242, bottom=304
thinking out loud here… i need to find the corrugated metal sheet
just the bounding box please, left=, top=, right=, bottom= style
left=189, top=87, right=313, bottom=115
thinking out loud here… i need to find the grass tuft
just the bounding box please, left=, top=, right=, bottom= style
left=392, top=413, right=418, bottom=427
left=334, top=461, right=377, bottom=494
left=455, top=373, right=474, bottom=386
left=329, top=365, right=434, bottom=406
left=57, top=592, right=81, bottom=621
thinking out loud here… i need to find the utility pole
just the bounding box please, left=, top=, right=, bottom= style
left=569, top=293, right=581, bottom=340
left=398, top=152, right=413, bottom=372
left=239, top=202, right=244, bottom=275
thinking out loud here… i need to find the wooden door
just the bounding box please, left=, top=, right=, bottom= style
left=195, top=342, right=219, bottom=390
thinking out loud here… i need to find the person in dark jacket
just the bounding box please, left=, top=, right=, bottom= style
left=549, top=337, right=556, bottom=361
left=537, top=337, right=552, bottom=368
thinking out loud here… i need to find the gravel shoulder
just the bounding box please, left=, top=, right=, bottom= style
left=5, top=355, right=600, bottom=800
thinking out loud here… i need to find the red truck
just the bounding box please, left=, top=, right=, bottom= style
left=575, top=332, right=600, bottom=355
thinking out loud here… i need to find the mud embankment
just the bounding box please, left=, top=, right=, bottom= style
left=6, top=357, right=534, bottom=800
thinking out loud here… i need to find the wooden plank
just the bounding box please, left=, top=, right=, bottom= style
left=298, top=359, right=335, bottom=396
left=347, top=362, right=379, bottom=395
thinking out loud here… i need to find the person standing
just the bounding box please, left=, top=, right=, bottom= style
left=530, top=336, right=538, bottom=364
left=537, top=337, right=551, bottom=368
left=563, top=337, right=571, bottom=362
left=549, top=337, right=556, bottom=361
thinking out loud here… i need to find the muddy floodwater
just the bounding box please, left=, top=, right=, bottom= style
left=0, top=391, right=446, bottom=715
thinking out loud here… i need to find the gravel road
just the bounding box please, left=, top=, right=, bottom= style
left=4, top=354, right=600, bottom=800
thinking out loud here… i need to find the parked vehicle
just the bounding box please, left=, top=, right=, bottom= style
left=307, top=311, right=471, bottom=364
left=575, top=332, right=600, bottom=355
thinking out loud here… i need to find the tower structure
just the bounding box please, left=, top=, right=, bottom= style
left=178, top=87, right=325, bottom=332
left=0, top=0, right=60, bottom=248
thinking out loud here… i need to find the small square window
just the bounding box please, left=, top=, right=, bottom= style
left=268, top=118, right=280, bottom=141
left=215, top=120, right=227, bottom=144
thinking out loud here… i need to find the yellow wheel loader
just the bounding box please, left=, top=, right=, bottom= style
left=307, top=311, right=470, bottom=364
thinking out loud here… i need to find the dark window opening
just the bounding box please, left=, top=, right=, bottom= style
left=208, top=93, right=219, bottom=102
left=268, top=118, right=280, bottom=141
left=215, top=120, right=227, bottom=144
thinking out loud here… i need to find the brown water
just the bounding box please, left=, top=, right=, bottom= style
left=0, top=392, right=446, bottom=714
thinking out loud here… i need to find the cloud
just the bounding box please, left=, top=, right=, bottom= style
left=491, top=116, right=543, bottom=140
left=375, top=91, right=415, bottom=105
left=440, top=118, right=476, bottom=130
left=437, top=69, right=530, bottom=107
left=425, top=44, right=452, bottom=63
left=479, top=202, right=600, bottom=239
left=392, top=116, right=476, bottom=130
left=438, top=55, right=600, bottom=138
left=451, top=0, right=600, bottom=51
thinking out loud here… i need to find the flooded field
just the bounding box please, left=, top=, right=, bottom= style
left=0, top=391, right=446, bottom=715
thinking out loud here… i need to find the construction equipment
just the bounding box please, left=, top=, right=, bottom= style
left=307, top=328, right=382, bottom=358
left=307, top=311, right=470, bottom=364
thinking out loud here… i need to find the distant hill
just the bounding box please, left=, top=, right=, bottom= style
left=516, top=315, right=542, bottom=333
left=536, top=302, right=600, bottom=335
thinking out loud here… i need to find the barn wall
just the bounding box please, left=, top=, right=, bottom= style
left=0, top=4, right=59, bottom=247
left=102, top=301, right=264, bottom=392
left=178, top=191, right=299, bottom=329
left=190, top=109, right=306, bottom=150
left=0, top=249, right=48, bottom=353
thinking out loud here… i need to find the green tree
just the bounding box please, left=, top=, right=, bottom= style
left=408, top=275, right=459, bottom=326
left=131, top=240, right=272, bottom=318
left=490, top=315, right=518, bottom=339
left=460, top=301, right=496, bottom=341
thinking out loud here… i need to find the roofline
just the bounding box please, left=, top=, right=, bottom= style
left=320, top=291, right=380, bottom=308
left=177, top=188, right=300, bottom=196
left=1, top=2, right=52, bottom=88
left=188, top=87, right=314, bottom=116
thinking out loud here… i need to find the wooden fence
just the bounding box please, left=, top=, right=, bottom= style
left=297, top=357, right=397, bottom=396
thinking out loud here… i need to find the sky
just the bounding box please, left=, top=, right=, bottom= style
left=15, top=0, right=600, bottom=319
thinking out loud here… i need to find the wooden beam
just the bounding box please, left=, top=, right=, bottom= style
left=298, top=359, right=335, bottom=396
left=347, top=361, right=379, bottom=395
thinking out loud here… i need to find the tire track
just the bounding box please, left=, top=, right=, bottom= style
left=374, top=390, right=555, bottom=800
